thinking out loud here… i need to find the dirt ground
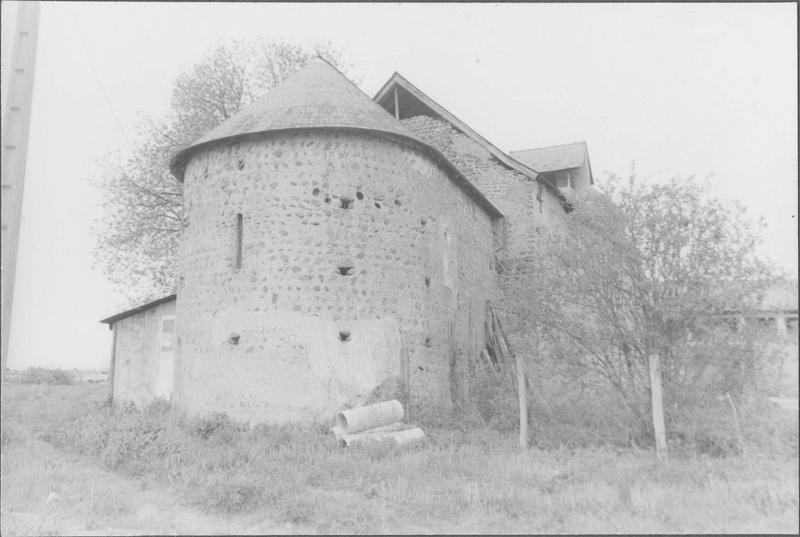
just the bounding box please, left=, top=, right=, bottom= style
left=0, top=437, right=307, bottom=536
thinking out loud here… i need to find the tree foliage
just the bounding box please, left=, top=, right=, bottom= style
left=500, top=169, right=780, bottom=441
left=93, top=39, right=350, bottom=303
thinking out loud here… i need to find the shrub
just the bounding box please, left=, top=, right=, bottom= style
left=247, top=422, right=298, bottom=448
left=1, top=422, right=20, bottom=445
left=20, top=367, right=74, bottom=385
left=101, top=413, right=165, bottom=470
left=361, top=437, right=400, bottom=461
left=194, top=473, right=265, bottom=513
left=185, top=411, right=247, bottom=443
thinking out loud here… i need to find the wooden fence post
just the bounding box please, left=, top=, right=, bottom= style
left=648, top=354, right=668, bottom=462
left=515, top=350, right=529, bottom=449
left=400, top=346, right=410, bottom=418
left=725, top=392, right=746, bottom=456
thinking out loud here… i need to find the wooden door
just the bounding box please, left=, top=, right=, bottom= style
left=155, top=315, right=175, bottom=399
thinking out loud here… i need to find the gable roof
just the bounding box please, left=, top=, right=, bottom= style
left=168, top=59, right=501, bottom=218
left=100, top=294, right=177, bottom=327
left=373, top=72, right=567, bottom=201
left=510, top=142, right=594, bottom=184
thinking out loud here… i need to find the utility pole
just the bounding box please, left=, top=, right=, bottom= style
left=1, top=1, right=40, bottom=382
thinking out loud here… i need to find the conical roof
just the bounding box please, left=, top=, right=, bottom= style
left=169, top=59, right=426, bottom=179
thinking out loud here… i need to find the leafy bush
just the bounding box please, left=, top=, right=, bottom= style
left=361, top=437, right=400, bottom=461
left=20, top=367, right=75, bottom=385
left=457, top=360, right=794, bottom=458
left=193, top=473, right=265, bottom=513
left=1, top=422, right=20, bottom=445
left=247, top=422, right=298, bottom=447
left=102, top=412, right=166, bottom=470
left=185, top=411, right=247, bottom=443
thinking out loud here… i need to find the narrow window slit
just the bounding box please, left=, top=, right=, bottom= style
left=340, top=197, right=353, bottom=209
left=339, top=330, right=351, bottom=342
left=234, top=213, right=243, bottom=269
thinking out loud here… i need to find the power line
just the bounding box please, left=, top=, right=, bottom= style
left=68, top=9, right=134, bottom=153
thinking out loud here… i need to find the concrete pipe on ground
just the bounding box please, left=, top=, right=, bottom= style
left=334, top=399, right=404, bottom=435
left=341, top=426, right=425, bottom=447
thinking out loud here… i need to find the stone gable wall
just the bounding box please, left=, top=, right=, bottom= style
left=401, top=116, right=567, bottom=260
left=401, top=115, right=571, bottom=365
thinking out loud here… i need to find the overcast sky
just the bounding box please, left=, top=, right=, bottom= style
left=2, top=2, right=797, bottom=370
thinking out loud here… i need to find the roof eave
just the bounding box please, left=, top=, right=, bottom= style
left=169, top=126, right=502, bottom=219
left=100, top=294, right=177, bottom=326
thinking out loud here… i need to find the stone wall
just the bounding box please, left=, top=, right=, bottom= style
left=111, top=298, right=176, bottom=406
left=174, top=129, right=498, bottom=424
left=400, top=115, right=572, bottom=366
left=401, top=116, right=568, bottom=260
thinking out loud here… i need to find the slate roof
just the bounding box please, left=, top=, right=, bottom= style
left=170, top=59, right=426, bottom=180
left=168, top=59, right=501, bottom=218
left=509, top=142, right=589, bottom=173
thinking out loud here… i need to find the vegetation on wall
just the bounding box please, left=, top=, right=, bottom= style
left=92, top=39, right=350, bottom=303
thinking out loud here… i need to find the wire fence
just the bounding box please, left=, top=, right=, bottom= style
left=451, top=312, right=798, bottom=459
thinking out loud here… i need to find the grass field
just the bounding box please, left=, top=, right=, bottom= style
left=1, top=383, right=798, bottom=535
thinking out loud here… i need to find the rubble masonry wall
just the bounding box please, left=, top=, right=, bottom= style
left=174, top=129, right=497, bottom=424
left=401, top=115, right=570, bottom=368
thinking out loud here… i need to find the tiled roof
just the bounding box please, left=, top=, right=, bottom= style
left=169, top=59, right=426, bottom=180
left=509, top=142, right=588, bottom=173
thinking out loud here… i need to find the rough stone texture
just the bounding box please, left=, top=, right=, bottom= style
left=112, top=299, right=176, bottom=406
left=174, top=130, right=498, bottom=424
left=400, top=115, right=571, bottom=364
left=400, top=116, right=567, bottom=260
